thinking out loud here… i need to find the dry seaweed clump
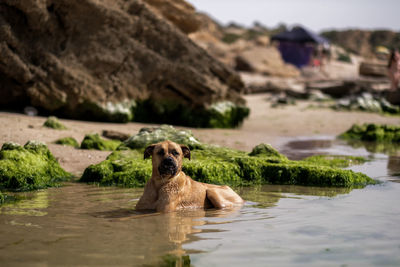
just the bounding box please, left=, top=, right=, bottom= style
left=80, top=134, right=122, bottom=151
left=54, top=137, right=79, bottom=148
left=120, top=125, right=204, bottom=150
left=80, top=140, right=376, bottom=188
left=43, top=116, right=67, bottom=130
left=0, top=141, right=72, bottom=191
left=340, top=123, right=400, bottom=142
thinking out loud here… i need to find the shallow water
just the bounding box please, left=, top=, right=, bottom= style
left=1, top=138, right=400, bottom=266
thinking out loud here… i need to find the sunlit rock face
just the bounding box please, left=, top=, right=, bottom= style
left=0, top=0, right=247, bottom=127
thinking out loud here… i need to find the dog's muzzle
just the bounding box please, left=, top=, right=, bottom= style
left=158, top=156, right=178, bottom=177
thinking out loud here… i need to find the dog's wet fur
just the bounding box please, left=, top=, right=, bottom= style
left=135, top=140, right=244, bottom=212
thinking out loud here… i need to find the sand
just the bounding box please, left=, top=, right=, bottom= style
left=1, top=93, right=399, bottom=176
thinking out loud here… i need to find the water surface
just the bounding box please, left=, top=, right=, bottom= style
left=1, top=137, right=399, bottom=266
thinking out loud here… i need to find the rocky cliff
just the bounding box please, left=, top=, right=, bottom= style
left=0, top=0, right=248, bottom=127
left=322, top=29, right=400, bottom=58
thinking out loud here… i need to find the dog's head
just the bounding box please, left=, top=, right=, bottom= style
left=144, top=140, right=191, bottom=179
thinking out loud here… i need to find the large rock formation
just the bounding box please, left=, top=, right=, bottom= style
left=0, top=0, right=248, bottom=127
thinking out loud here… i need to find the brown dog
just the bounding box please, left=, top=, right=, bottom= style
left=135, top=140, right=244, bottom=212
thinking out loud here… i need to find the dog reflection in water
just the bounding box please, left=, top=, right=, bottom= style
left=135, top=140, right=244, bottom=213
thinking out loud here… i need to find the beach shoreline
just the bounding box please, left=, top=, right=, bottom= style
left=1, top=93, right=399, bottom=176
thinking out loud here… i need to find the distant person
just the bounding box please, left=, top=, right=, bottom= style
left=388, top=49, right=400, bottom=91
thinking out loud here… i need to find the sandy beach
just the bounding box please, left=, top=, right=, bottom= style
left=1, top=93, right=399, bottom=176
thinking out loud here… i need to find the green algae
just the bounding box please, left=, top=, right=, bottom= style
left=54, top=137, right=79, bottom=148
left=302, top=155, right=368, bottom=168
left=340, top=123, right=400, bottom=143
left=120, top=125, right=204, bottom=150
left=0, top=141, right=72, bottom=191
left=80, top=127, right=376, bottom=188
left=80, top=134, right=122, bottom=151
left=43, top=116, right=67, bottom=130
left=133, top=100, right=250, bottom=128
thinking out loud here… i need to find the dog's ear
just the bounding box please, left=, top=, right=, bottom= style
left=144, top=144, right=156, bottom=159
left=180, top=145, right=191, bottom=160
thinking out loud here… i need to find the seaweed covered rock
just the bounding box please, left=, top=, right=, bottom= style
left=334, top=93, right=400, bottom=115
left=81, top=141, right=376, bottom=188
left=54, top=137, right=80, bottom=148
left=249, top=143, right=288, bottom=160
left=0, top=141, right=72, bottom=191
left=0, top=0, right=248, bottom=128
left=340, top=123, right=400, bottom=142
left=43, top=116, right=67, bottom=130
left=81, top=150, right=151, bottom=187
left=81, top=134, right=121, bottom=151
left=121, top=125, right=203, bottom=150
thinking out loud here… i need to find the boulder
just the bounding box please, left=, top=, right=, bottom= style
left=102, top=130, right=131, bottom=141
left=359, top=61, right=388, bottom=77
left=0, top=0, right=247, bottom=127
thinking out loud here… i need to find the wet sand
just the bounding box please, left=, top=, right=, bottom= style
left=1, top=93, right=399, bottom=176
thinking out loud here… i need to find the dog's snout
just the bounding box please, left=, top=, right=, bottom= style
left=163, top=156, right=175, bottom=166
left=158, top=156, right=178, bottom=177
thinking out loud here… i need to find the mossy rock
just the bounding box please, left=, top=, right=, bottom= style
left=120, top=125, right=204, bottom=150
left=54, top=137, right=79, bottom=148
left=80, top=142, right=376, bottom=188
left=81, top=150, right=151, bottom=187
left=340, top=123, right=400, bottom=143
left=43, top=116, right=67, bottom=130
left=249, top=143, right=288, bottom=160
left=133, top=100, right=250, bottom=128
left=80, top=134, right=122, bottom=151
left=0, top=141, right=72, bottom=191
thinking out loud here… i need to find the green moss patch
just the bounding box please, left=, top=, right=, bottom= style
left=43, top=116, right=67, bottom=130
left=80, top=137, right=376, bottom=188
left=340, top=123, right=400, bottom=142
left=0, top=191, right=4, bottom=205
left=80, top=134, right=122, bottom=151
left=120, top=125, right=203, bottom=150
left=54, top=137, right=79, bottom=148
left=0, top=141, right=72, bottom=191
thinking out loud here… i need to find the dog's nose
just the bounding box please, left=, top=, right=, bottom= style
left=163, top=157, right=175, bottom=166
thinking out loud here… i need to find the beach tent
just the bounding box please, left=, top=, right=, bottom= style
left=271, top=26, right=330, bottom=68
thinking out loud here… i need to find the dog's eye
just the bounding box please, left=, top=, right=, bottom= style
left=157, top=149, right=165, bottom=156
left=171, top=150, right=179, bottom=157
